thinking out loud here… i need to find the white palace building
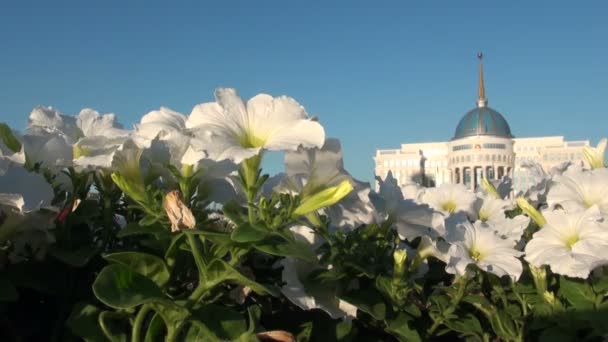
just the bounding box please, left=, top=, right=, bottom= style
left=374, top=54, right=590, bottom=193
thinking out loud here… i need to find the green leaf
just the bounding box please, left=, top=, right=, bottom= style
left=336, top=320, right=352, bottom=340
left=340, top=288, right=386, bottom=320
left=230, top=222, right=269, bottom=243
left=164, top=233, right=184, bottom=268
left=139, top=215, right=159, bottom=227
left=149, top=301, right=190, bottom=332
left=103, top=251, right=170, bottom=287
left=0, top=276, right=18, bottom=301
left=488, top=311, right=519, bottom=341
left=49, top=245, right=101, bottom=267
left=591, top=274, right=608, bottom=296
left=296, top=322, right=313, bottom=342
left=185, top=321, right=222, bottom=342
left=92, top=264, right=164, bottom=309
left=205, top=259, right=279, bottom=297
left=98, top=311, right=129, bottom=342
left=0, top=123, right=22, bottom=153
left=254, top=237, right=316, bottom=262
left=385, top=313, right=422, bottom=342
left=117, top=222, right=167, bottom=238
left=66, top=302, right=107, bottom=342
left=144, top=314, right=166, bottom=342
left=559, top=277, right=596, bottom=310
left=190, top=304, right=247, bottom=340
left=443, top=313, right=484, bottom=340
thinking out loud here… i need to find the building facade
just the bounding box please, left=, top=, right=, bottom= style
left=374, top=54, right=589, bottom=192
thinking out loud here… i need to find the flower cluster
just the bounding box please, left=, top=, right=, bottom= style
left=1, top=88, right=608, bottom=341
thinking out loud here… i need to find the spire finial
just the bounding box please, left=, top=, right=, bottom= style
left=477, top=52, right=487, bottom=108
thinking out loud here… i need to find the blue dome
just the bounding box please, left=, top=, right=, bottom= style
left=452, top=106, right=513, bottom=140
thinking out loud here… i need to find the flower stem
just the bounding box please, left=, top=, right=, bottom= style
left=186, top=233, right=207, bottom=277
left=241, top=154, right=263, bottom=224
left=131, top=304, right=153, bottom=342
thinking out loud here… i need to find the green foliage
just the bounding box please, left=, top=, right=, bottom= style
left=0, top=122, right=22, bottom=152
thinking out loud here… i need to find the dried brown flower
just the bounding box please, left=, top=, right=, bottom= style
left=163, top=190, right=196, bottom=232
left=256, top=330, right=296, bottom=342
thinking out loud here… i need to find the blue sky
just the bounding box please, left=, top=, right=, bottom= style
left=1, top=1, right=607, bottom=183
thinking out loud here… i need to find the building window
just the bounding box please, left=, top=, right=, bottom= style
left=550, top=154, right=555, bottom=161
left=543, top=154, right=548, bottom=161
left=570, top=153, right=574, bottom=160
left=453, top=144, right=473, bottom=151
left=466, top=155, right=471, bottom=162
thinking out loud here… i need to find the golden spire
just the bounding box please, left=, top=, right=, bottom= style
left=477, top=52, right=487, bottom=108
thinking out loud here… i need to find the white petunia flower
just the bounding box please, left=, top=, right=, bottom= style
left=279, top=225, right=357, bottom=319
left=546, top=168, right=608, bottom=216
left=524, top=206, right=608, bottom=279
left=276, top=139, right=369, bottom=229
left=445, top=220, right=523, bottom=281
left=0, top=165, right=54, bottom=213
left=488, top=215, right=530, bottom=244
left=188, top=88, right=325, bottom=163
left=24, top=106, right=129, bottom=169
left=420, top=183, right=477, bottom=217
left=20, top=130, right=73, bottom=169
left=373, top=171, right=445, bottom=240
left=476, top=194, right=514, bottom=223
left=517, top=160, right=575, bottom=205
left=133, top=108, right=238, bottom=202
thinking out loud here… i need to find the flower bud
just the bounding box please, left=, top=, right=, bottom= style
left=481, top=178, right=500, bottom=199
left=293, top=180, right=353, bottom=216
left=516, top=197, right=546, bottom=227
left=393, top=248, right=408, bottom=279
left=529, top=264, right=547, bottom=295
left=163, top=190, right=196, bottom=232
left=583, top=138, right=606, bottom=169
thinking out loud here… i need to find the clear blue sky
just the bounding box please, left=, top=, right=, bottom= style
left=1, top=1, right=607, bottom=183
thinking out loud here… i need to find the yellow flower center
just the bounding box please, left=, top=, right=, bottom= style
left=583, top=198, right=596, bottom=208
left=237, top=130, right=267, bottom=148
left=479, top=211, right=489, bottom=222
left=565, top=235, right=579, bottom=249
left=469, top=247, right=484, bottom=261
left=73, top=144, right=90, bottom=158
left=441, top=200, right=457, bottom=213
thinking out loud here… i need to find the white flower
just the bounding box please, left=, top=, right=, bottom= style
left=24, top=107, right=129, bottom=169
left=374, top=171, right=403, bottom=215
left=394, top=200, right=446, bottom=240
left=188, top=88, right=325, bottom=163
left=488, top=215, right=530, bottom=244
left=277, top=139, right=375, bottom=229
left=517, top=159, right=574, bottom=205
left=279, top=225, right=357, bottom=319
left=134, top=107, right=189, bottom=145
left=445, top=220, right=523, bottom=281
left=476, top=194, right=514, bottom=223
left=325, top=179, right=380, bottom=232
left=373, top=172, right=444, bottom=240
left=547, top=168, right=608, bottom=216
left=20, top=130, right=73, bottom=169
left=524, top=206, right=608, bottom=279
left=401, top=182, right=425, bottom=201
left=420, top=183, right=477, bottom=217
left=0, top=165, right=54, bottom=213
